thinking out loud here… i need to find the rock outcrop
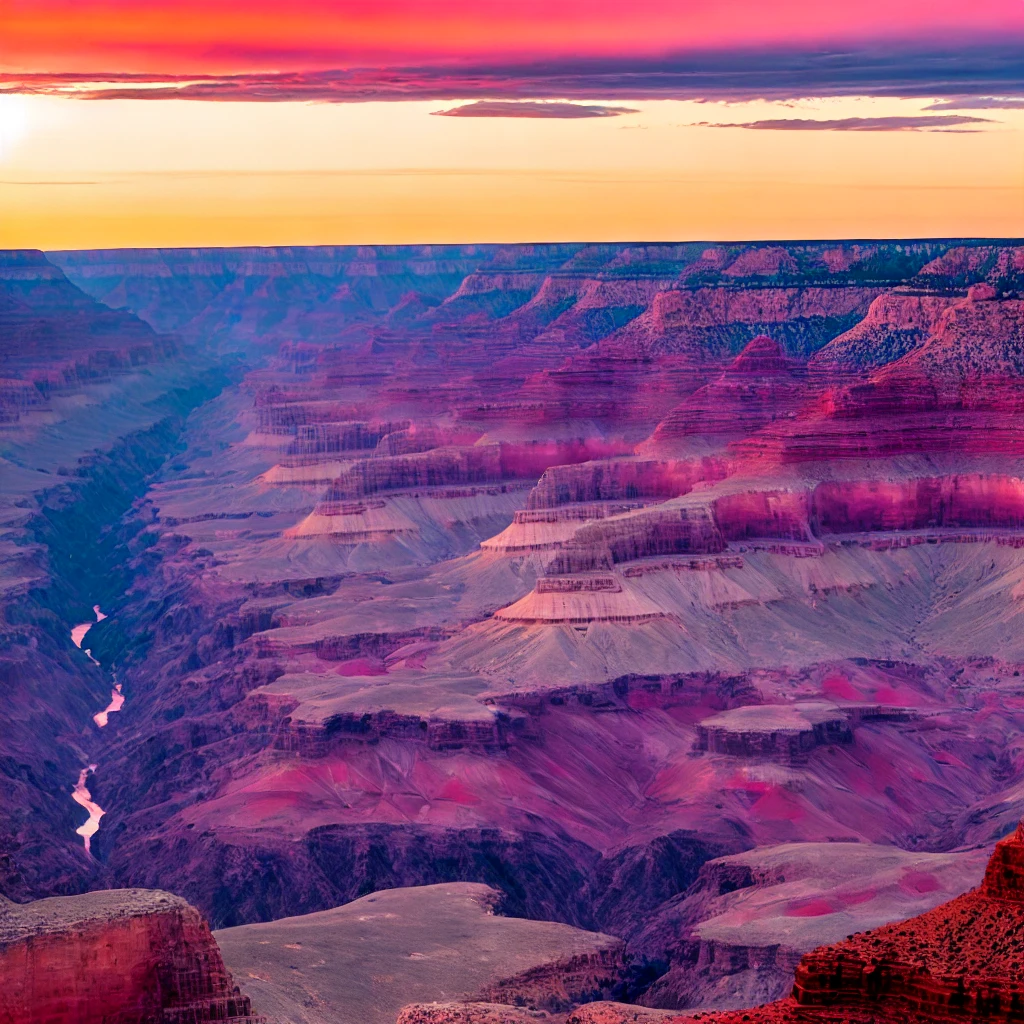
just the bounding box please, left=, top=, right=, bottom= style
left=0, top=888, right=258, bottom=1023
left=217, top=883, right=625, bottom=1024
left=695, top=703, right=855, bottom=760
left=630, top=841, right=987, bottom=1013
left=788, top=822, right=1024, bottom=1020
left=642, top=820, right=1024, bottom=1022
left=810, top=291, right=959, bottom=372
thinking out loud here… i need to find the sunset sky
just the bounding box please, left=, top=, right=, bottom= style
left=1, top=0, right=1022, bottom=247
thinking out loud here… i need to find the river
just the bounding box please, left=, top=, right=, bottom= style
left=69, top=604, right=123, bottom=853
left=71, top=765, right=103, bottom=855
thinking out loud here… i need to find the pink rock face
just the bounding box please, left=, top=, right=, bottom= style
left=527, top=458, right=727, bottom=510
left=810, top=291, right=960, bottom=372
left=643, top=336, right=811, bottom=456
left=722, top=248, right=799, bottom=278
left=917, top=244, right=1024, bottom=285
left=812, top=475, right=1024, bottom=534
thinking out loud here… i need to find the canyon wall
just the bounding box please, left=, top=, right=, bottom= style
left=0, top=888, right=257, bottom=1023
left=6, top=238, right=1024, bottom=1020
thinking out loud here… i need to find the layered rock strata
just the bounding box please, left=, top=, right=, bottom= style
left=0, top=888, right=258, bottom=1023
left=9, top=238, right=1024, bottom=1019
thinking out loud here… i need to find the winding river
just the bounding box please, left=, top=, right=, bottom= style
left=69, top=605, right=124, bottom=853
left=71, top=765, right=103, bottom=854
left=71, top=604, right=107, bottom=666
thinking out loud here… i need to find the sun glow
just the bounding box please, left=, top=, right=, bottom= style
left=0, top=93, right=1021, bottom=248
left=0, top=94, right=31, bottom=162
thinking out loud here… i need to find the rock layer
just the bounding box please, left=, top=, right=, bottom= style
left=0, top=888, right=257, bottom=1023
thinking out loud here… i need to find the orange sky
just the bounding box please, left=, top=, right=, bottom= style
left=1, top=95, right=1021, bottom=249
left=0, top=1, right=1021, bottom=248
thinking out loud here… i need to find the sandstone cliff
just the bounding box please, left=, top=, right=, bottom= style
left=0, top=888, right=258, bottom=1023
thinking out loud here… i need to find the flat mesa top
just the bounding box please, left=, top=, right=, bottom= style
left=700, top=702, right=846, bottom=733
left=216, top=882, right=623, bottom=1024
left=0, top=889, right=191, bottom=947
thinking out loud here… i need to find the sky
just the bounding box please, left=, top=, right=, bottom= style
left=0, top=1, right=1022, bottom=247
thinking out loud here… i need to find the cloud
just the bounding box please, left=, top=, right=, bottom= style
left=1, top=43, right=1022, bottom=105
left=924, top=96, right=1024, bottom=109
left=694, top=114, right=994, bottom=131
left=433, top=100, right=638, bottom=118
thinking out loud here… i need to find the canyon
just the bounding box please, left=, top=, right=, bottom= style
left=2, top=238, right=1024, bottom=1021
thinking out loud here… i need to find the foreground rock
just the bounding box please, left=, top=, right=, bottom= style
left=216, top=883, right=625, bottom=1024
left=398, top=1004, right=561, bottom=1024
left=632, top=841, right=987, bottom=1011
left=0, top=887, right=258, bottom=1022
left=639, top=819, right=1024, bottom=1022
left=398, top=1002, right=682, bottom=1024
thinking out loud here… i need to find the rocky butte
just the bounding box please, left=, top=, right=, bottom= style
left=2, top=239, right=1024, bottom=1020
left=0, top=888, right=258, bottom=1022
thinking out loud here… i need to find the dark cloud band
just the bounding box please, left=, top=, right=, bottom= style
left=2, top=43, right=1022, bottom=104
left=693, top=114, right=994, bottom=131
left=924, top=97, right=1024, bottom=110
left=433, top=101, right=639, bottom=118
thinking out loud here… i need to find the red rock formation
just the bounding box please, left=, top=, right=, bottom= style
left=810, top=290, right=959, bottom=373
left=527, top=458, right=727, bottom=509
left=979, top=821, right=1024, bottom=900
left=643, top=337, right=810, bottom=456
left=656, top=820, right=1024, bottom=1022
left=0, top=888, right=258, bottom=1023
